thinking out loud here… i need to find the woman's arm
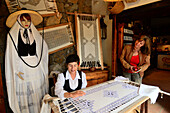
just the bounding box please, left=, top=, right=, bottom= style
left=139, top=54, right=150, bottom=72
left=120, top=45, right=131, bottom=70
left=81, top=72, right=87, bottom=89
left=55, top=72, right=86, bottom=99
left=54, top=73, right=67, bottom=99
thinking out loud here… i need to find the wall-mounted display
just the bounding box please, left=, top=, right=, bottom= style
left=5, top=0, right=58, bottom=15
left=38, top=23, right=75, bottom=54
left=74, top=12, right=104, bottom=70
left=157, top=54, right=170, bottom=70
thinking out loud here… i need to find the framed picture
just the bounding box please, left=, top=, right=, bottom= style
left=5, top=0, right=58, bottom=15
left=74, top=12, right=104, bottom=70
left=38, top=23, right=75, bottom=54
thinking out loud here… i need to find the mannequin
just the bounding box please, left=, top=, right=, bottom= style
left=5, top=9, right=49, bottom=113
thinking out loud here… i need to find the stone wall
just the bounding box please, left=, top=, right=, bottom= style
left=49, top=0, right=92, bottom=73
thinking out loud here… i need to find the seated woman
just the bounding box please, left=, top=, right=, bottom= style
left=120, top=35, right=151, bottom=84
left=55, top=54, right=87, bottom=99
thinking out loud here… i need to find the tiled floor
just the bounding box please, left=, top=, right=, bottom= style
left=142, top=68, right=170, bottom=113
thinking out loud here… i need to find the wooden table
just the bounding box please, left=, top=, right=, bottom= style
left=119, top=96, right=149, bottom=113
left=51, top=80, right=150, bottom=113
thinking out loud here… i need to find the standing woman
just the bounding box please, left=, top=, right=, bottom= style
left=120, top=35, right=151, bottom=84
left=5, top=9, right=49, bottom=113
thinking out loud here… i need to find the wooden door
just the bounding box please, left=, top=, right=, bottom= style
left=112, top=15, right=117, bottom=77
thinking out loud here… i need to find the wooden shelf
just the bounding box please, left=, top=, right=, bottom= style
left=124, top=40, right=133, bottom=43
left=123, top=33, right=133, bottom=36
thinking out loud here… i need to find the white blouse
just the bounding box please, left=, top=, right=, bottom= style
left=55, top=70, right=87, bottom=99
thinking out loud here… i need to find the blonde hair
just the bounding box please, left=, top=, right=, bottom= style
left=138, top=35, right=151, bottom=55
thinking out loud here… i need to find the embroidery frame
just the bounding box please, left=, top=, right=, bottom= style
left=74, top=12, right=104, bottom=70
left=38, top=23, right=75, bottom=54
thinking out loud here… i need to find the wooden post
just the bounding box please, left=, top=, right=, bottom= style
left=97, top=14, right=104, bottom=70
left=0, top=65, right=6, bottom=113
left=145, top=100, right=148, bottom=113
left=140, top=102, right=144, bottom=113
left=112, top=15, right=117, bottom=77
left=117, top=23, right=124, bottom=58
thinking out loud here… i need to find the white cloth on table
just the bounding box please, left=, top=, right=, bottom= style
left=139, top=84, right=160, bottom=104
left=5, top=16, right=49, bottom=113
left=114, top=76, right=130, bottom=82
left=54, top=70, right=87, bottom=99
left=40, top=94, right=51, bottom=113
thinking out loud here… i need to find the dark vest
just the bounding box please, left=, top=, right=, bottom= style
left=63, top=71, right=82, bottom=92
left=18, top=30, right=36, bottom=56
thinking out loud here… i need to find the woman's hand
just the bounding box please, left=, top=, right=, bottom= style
left=130, top=66, right=141, bottom=73
left=71, top=90, right=86, bottom=98
left=130, top=66, right=136, bottom=73
left=64, top=90, right=86, bottom=98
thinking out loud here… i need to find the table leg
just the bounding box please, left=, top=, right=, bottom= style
left=145, top=100, right=148, bottom=113
left=140, top=103, right=144, bottom=113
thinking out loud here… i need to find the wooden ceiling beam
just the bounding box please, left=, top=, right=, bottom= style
left=110, top=0, right=170, bottom=22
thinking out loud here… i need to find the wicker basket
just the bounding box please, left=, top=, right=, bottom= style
left=107, top=1, right=125, bottom=14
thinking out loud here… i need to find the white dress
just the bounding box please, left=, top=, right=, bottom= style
left=5, top=16, right=49, bottom=113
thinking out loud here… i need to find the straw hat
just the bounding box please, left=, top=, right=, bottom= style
left=6, top=9, right=43, bottom=28
left=107, top=1, right=125, bottom=14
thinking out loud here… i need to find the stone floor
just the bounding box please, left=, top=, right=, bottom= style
left=142, top=68, right=170, bottom=113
